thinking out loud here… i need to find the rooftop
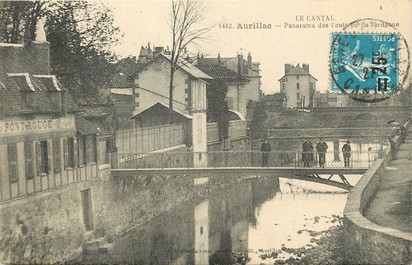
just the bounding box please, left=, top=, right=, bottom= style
left=196, top=58, right=249, bottom=82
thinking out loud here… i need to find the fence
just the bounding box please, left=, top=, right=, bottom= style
left=117, top=150, right=380, bottom=169
left=206, top=120, right=248, bottom=144
left=207, top=122, right=219, bottom=143
left=229, top=120, right=248, bottom=139
left=267, top=127, right=394, bottom=139
left=116, top=124, right=184, bottom=153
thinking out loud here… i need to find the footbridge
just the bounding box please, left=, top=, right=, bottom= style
left=112, top=150, right=377, bottom=191
left=266, top=127, right=396, bottom=140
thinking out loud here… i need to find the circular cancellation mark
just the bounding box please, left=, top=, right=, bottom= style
left=330, top=18, right=410, bottom=103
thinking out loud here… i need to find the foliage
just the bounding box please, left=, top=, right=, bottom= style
left=250, top=100, right=268, bottom=140
left=0, top=1, right=121, bottom=99
left=0, top=1, right=46, bottom=43
left=207, top=80, right=230, bottom=139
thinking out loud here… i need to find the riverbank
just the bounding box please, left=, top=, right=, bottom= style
left=255, top=216, right=346, bottom=265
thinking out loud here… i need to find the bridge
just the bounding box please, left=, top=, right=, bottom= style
left=312, top=105, right=411, bottom=122
left=266, top=127, right=395, bottom=140
left=112, top=150, right=378, bottom=190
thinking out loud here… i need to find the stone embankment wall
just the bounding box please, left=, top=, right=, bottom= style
left=0, top=162, right=256, bottom=264
left=343, top=123, right=412, bottom=264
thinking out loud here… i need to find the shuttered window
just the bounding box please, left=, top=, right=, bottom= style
left=54, top=139, right=61, bottom=173
left=37, top=141, right=49, bottom=174
left=86, top=136, right=97, bottom=164
left=24, top=142, right=34, bottom=179
left=79, top=136, right=86, bottom=166
left=86, top=136, right=92, bottom=163
left=8, top=144, right=18, bottom=182
left=64, top=138, right=76, bottom=168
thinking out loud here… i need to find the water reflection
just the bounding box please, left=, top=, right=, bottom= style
left=83, top=177, right=279, bottom=265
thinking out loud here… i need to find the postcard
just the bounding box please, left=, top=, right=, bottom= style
left=0, top=0, right=411, bottom=264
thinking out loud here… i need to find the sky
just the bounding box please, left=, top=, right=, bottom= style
left=105, top=0, right=412, bottom=94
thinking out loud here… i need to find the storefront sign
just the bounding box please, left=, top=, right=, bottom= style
left=0, top=118, right=74, bottom=136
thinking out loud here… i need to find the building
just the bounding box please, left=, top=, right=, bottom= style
left=279, top=63, right=317, bottom=108
left=196, top=57, right=250, bottom=119
left=313, top=91, right=350, bottom=107
left=115, top=102, right=191, bottom=154
left=0, top=37, right=100, bottom=202
left=132, top=53, right=211, bottom=161
left=261, top=93, right=286, bottom=110
left=199, top=53, right=262, bottom=111
left=132, top=53, right=210, bottom=116
left=109, top=57, right=142, bottom=129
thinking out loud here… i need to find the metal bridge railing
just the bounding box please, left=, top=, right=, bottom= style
left=117, top=150, right=380, bottom=169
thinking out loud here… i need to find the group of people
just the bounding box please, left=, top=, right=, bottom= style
left=260, top=138, right=353, bottom=167
left=302, top=138, right=352, bottom=167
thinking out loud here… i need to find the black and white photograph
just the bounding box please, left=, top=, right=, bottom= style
left=0, top=0, right=411, bottom=264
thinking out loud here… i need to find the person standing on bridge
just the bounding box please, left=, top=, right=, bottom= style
left=342, top=140, right=352, bottom=167
left=302, top=138, right=313, bottom=167
left=260, top=139, right=272, bottom=167
left=316, top=138, right=328, bottom=168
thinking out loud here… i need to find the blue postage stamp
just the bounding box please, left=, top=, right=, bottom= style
left=331, top=33, right=399, bottom=93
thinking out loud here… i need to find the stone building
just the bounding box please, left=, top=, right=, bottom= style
left=0, top=32, right=101, bottom=206
left=279, top=63, right=317, bottom=108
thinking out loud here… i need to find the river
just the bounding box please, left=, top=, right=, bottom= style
left=82, top=175, right=362, bottom=265
left=82, top=139, right=376, bottom=264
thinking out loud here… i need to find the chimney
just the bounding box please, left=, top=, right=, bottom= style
left=285, top=64, right=292, bottom=74
left=303, top=63, right=309, bottom=73
left=237, top=54, right=243, bottom=74
left=247, top=52, right=252, bottom=68
left=25, top=19, right=50, bottom=75
left=154, top=46, right=164, bottom=55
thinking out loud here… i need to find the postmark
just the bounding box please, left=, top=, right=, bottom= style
left=330, top=19, right=410, bottom=103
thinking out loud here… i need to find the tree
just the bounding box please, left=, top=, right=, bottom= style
left=250, top=101, right=268, bottom=140
left=0, top=1, right=120, bottom=99
left=168, top=0, right=210, bottom=110
left=0, top=1, right=45, bottom=43
left=207, top=80, right=230, bottom=140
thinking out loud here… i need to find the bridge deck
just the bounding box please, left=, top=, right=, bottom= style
left=112, top=166, right=368, bottom=176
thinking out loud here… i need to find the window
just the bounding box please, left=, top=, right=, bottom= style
left=296, top=75, right=299, bottom=80
left=86, top=136, right=97, bottom=164
left=8, top=144, right=18, bottom=182
left=25, top=142, right=34, bottom=179
left=36, top=141, right=49, bottom=174
left=310, top=82, right=314, bottom=90
left=297, top=83, right=300, bottom=90
left=297, top=93, right=300, bottom=100
left=54, top=139, right=61, bottom=173
left=64, top=138, right=76, bottom=168
left=78, top=136, right=86, bottom=166
left=282, top=83, right=285, bottom=90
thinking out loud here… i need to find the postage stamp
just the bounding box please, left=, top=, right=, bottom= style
left=331, top=33, right=399, bottom=93
left=329, top=18, right=410, bottom=103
